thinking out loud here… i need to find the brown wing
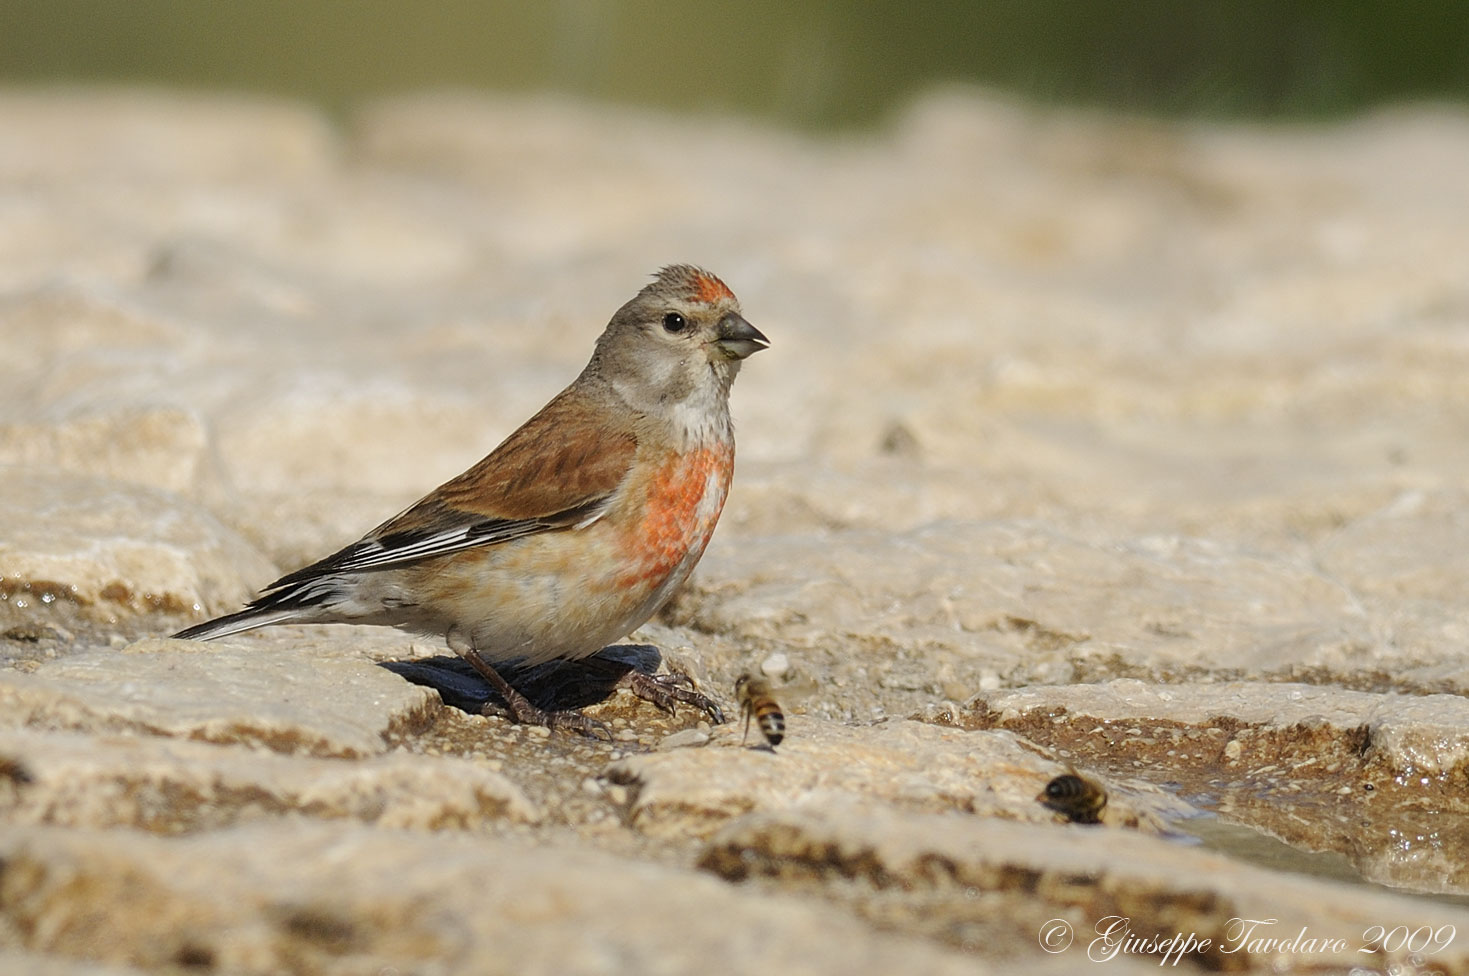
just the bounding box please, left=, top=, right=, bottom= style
left=429, top=386, right=637, bottom=521
left=262, top=387, right=637, bottom=590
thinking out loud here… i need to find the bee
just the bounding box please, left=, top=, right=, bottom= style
left=734, top=672, right=785, bottom=749
left=1038, top=771, right=1107, bottom=824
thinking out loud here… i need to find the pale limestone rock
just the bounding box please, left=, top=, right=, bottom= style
left=700, top=805, right=1469, bottom=974
left=672, top=521, right=1375, bottom=690
left=3, top=87, right=1469, bottom=971
left=0, top=89, right=336, bottom=184
left=606, top=717, right=1188, bottom=838
left=0, top=950, right=149, bottom=976
left=0, top=471, right=277, bottom=633
left=0, top=639, right=439, bottom=758
left=657, top=728, right=710, bottom=750
left=0, top=285, right=192, bottom=409
left=0, top=408, right=210, bottom=498
left=1312, top=487, right=1469, bottom=660
left=0, top=729, right=539, bottom=829
left=0, top=822, right=995, bottom=976
left=970, top=680, right=1469, bottom=778
left=0, top=91, right=340, bottom=293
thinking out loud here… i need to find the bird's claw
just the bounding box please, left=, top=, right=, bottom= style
left=462, top=647, right=614, bottom=739
left=543, top=709, right=615, bottom=741
left=619, top=670, right=725, bottom=724
left=483, top=697, right=613, bottom=741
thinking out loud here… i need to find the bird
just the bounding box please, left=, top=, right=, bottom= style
left=174, top=265, right=768, bottom=736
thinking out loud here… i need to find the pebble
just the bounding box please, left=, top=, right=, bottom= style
left=760, top=652, right=790, bottom=678
left=659, top=729, right=711, bottom=750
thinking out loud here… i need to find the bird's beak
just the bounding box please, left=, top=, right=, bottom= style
left=714, top=313, right=770, bottom=360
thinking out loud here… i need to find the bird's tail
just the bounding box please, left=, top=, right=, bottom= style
left=172, top=582, right=336, bottom=641
left=172, top=606, right=302, bottom=641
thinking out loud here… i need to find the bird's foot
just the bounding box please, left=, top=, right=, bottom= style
left=618, top=670, right=725, bottom=724
left=489, top=694, right=613, bottom=741
left=461, top=648, right=612, bottom=740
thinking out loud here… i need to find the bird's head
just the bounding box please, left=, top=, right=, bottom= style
left=594, top=265, right=768, bottom=425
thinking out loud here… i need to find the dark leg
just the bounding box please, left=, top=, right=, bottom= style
left=618, top=670, right=725, bottom=725
left=457, top=645, right=612, bottom=740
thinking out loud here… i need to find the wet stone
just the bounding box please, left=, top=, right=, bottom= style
left=698, top=805, right=1469, bottom=973
left=952, top=681, right=1469, bottom=896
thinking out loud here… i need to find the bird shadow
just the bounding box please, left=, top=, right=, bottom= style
left=380, top=643, right=665, bottom=714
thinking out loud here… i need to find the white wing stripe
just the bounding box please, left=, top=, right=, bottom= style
left=351, top=527, right=475, bottom=566
left=313, top=499, right=614, bottom=576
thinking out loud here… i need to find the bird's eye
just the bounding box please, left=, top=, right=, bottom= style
left=662, top=312, right=688, bottom=334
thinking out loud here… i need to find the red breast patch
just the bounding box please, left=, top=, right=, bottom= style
left=620, top=444, right=733, bottom=586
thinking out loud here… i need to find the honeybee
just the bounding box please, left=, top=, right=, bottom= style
left=1038, top=771, right=1107, bottom=824
left=734, top=672, right=785, bottom=749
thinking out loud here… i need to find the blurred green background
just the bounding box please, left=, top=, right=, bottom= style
left=3, top=0, right=1467, bottom=128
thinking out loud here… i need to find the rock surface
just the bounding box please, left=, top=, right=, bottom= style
left=0, top=472, right=276, bottom=638
left=700, top=805, right=1469, bottom=972
left=605, top=717, right=1189, bottom=838
left=2, top=86, right=1469, bottom=973
left=0, top=728, right=540, bottom=830
left=0, top=639, right=440, bottom=757
left=951, top=680, right=1469, bottom=896
left=0, top=822, right=993, bottom=976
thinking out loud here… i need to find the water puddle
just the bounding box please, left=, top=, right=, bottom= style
left=1177, top=813, right=1469, bottom=909
left=951, top=700, right=1469, bottom=906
